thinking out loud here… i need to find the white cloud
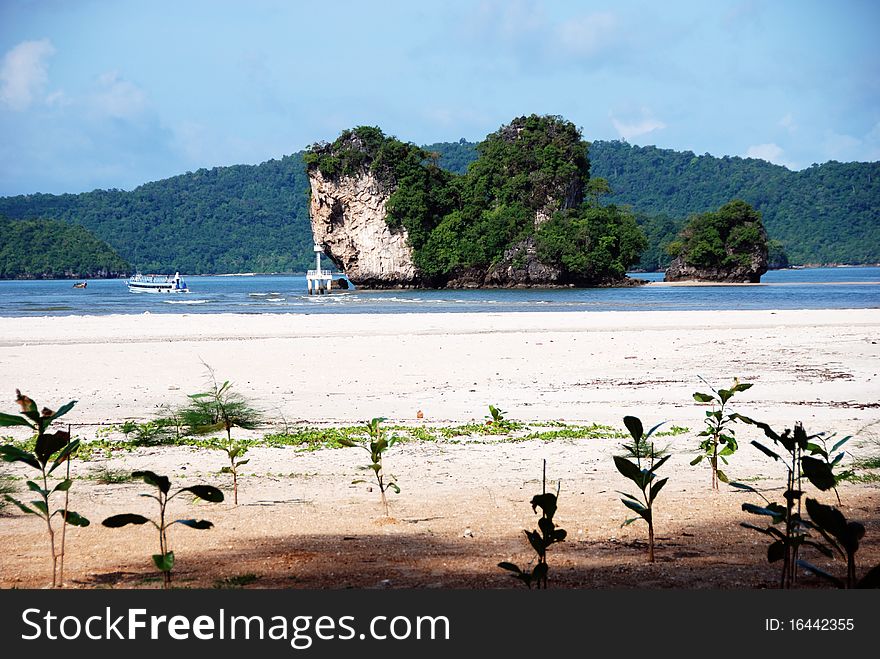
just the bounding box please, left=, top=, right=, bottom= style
left=90, top=71, right=148, bottom=119
left=610, top=108, right=666, bottom=140
left=0, top=39, right=56, bottom=111
left=745, top=142, right=796, bottom=169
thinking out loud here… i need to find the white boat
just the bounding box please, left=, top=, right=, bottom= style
left=128, top=272, right=189, bottom=293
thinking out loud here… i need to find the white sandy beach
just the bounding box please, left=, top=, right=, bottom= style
left=1, top=308, right=879, bottom=589
left=1, top=309, right=877, bottom=432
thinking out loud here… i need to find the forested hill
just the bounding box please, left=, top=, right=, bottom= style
left=0, top=155, right=313, bottom=274
left=0, top=216, right=130, bottom=279
left=427, top=139, right=880, bottom=266
left=0, top=138, right=876, bottom=275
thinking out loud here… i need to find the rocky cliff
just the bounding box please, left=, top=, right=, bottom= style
left=306, top=117, right=643, bottom=289
left=309, top=168, right=419, bottom=288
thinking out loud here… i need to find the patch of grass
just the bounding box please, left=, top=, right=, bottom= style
left=0, top=474, right=16, bottom=510
left=213, top=573, right=259, bottom=589
left=91, top=467, right=135, bottom=484
left=855, top=456, right=880, bottom=470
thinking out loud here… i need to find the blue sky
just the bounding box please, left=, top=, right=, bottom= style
left=1, top=0, right=878, bottom=195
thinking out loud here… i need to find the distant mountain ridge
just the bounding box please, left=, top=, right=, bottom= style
left=0, top=138, right=876, bottom=275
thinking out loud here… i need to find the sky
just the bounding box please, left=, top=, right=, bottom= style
left=1, top=0, right=878, bottom=196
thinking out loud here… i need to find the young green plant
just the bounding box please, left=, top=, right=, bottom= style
left=613, top=416, right=668, bottom=563
left=0, top=390, right=90, bottom=587
left=735, top=419, right=849, bottom=588
left=218, top=440, right=249, bottom=505
left=797, top=498, right=880, bottom=589
left=498, top=459, right=566, bottom=589
left=691, top=378, right=752, bottom=489
left=184, top=364, right=261, bottom=503
left=339, top=417, right=399, bottom=516
left=102, top=470, right=223, bottom=588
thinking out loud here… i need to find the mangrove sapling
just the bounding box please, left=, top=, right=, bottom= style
left=102, top=470, right=223, bottom=588
left=736, top=420, right=848, bottom=588
left=218, top=440, right=249, bottom=505
left=498, top=460, right=566, bottom=589
left=613, top=416, right=668, bottom=563
left=691, top=378, right=752, bottom=489
left=181, top=364, right=262, bottom=438
left=184, top=366, right=261, bottom=503
left=797, top=498, right=880, bottom=589
left=0, top=391, right=90, bottom=587
left=339, top=417, right=399, bottom=516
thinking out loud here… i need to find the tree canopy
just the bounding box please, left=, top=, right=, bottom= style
left=0, top=215, right=130, bottom=279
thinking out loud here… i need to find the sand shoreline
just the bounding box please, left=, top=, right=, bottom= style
left=1, top=309, right=877, bottom=429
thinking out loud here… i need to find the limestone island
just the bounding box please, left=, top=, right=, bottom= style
left=664, top=200, right=769, bottom=283
left=305, top=115, right=647, bottom=289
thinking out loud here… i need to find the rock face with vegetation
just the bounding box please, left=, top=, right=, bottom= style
left=309, top=161, right=418, bottom=287
left=305, top=115, right=645, bottom=288
left=664, top=200, right=769, bottom=282
left=0, top=216, right=130, bottom=279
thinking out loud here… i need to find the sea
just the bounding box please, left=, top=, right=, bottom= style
left=0, top=267, right=878, bottom=317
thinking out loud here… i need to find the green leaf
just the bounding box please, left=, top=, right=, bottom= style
left=52, top=479, right=73, bottom=493
left=220, top=466, right=232, bottom=474
left=797, top=560, right=843, bottom=587
left=830, top=436, right=851, bottom=453
left=179, top=485, right=224, bottom=503
left=337, top=438, right=356, bottom=448
left=716, top=469, right=729, bottom=484
left=644, top=421, right=666, bottom=441
left=387, top=482, right=400, bottom=494
left=731, top=382, right=753, bottom=393
left=621, top=497, right=650, bottom=522
left=174, top=519, right=214, bottom=530
left=26, top=480, right=48, bottom=497
left=767, top=540, right=786, bottom=563
left=751, top=440, right=781, bottom=462
left=728, top=481, right=759, bottom=494
left=621, top=517, right=640, bottom=527
left=35, top=430, right=70, bottom=466
left=804, top=498, right=848, bottom=543
left=649, top=477, right=668, bottom=503
left=102, top=513, right=152, bottom=527
left=648, top=454, right=670, bottom=475
left=613, top=455, right=643, bottom=486
left=530, top=493, right=558, bottom=518
left=351, top=479, right=367, bottom=484
left=152, top=551, right=175, bottom=573
left=742, top=502, right=785, bottom=524
left=0, top=444, right=40, bottom=469
left=30, top=500, right=49, bottom=515
left=4, top=495, right=38, bottom=516
left=718, top=388, right=733, bottom=404
left=60, top=511, right=90, bottom=527
left=235, top=459, right=250, bottom=468
left=47, top=400, right=76, bottom=424
left=497, top=561, right=522, bottom=574
left=801, top=456, right=836, bottom=491
left=692, top=392, right=714, bottom=403
left=689, top=455, right=704, bottom=465
left=48, top=439, right=81, bottom=474
left=623, top=416, right=643, bottom=441
left=525, top=530, right=546, bottom=557
left=0, top=413, right=34, bottom=428
left=132, top=470, right=171, bottom=493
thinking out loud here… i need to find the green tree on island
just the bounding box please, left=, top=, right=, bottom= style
left=665, top=200, right=769, bottom=282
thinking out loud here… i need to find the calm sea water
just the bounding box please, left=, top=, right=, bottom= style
left=0, top=268, right=878, bottom=317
